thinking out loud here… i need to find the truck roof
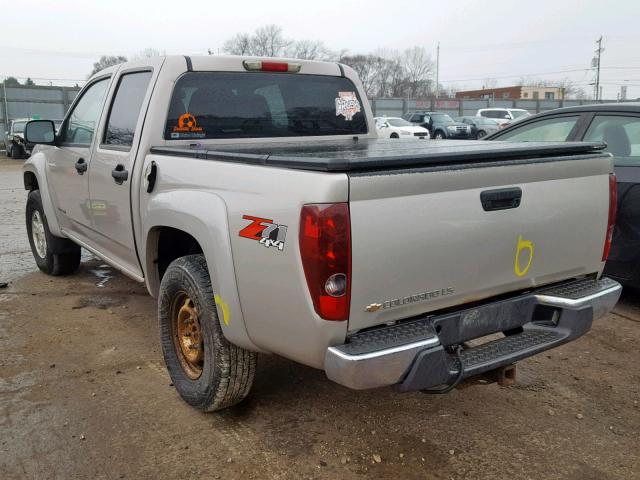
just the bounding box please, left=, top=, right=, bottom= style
left=151, top=139, right=607, bottom=173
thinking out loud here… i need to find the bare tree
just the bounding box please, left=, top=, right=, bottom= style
left=131, top=48, right=165, bottom=61
left=251, top=25, right=290, bottom=57
left=89, top=55, right=127, bottom=77
left=401, top=47, right=434, bottom=98
left=482, top=78, right=498, bottom=89
left=339, top=54, right=380, bottom=97
left=287, top=39, right=334, bottom=60
left=223, top=33, right=253, bottom=55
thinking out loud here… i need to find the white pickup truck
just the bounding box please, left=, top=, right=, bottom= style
left=22, top=55, right=621, bottom=411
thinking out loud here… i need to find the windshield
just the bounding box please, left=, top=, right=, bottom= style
left=511, top=110, right=529, bottom=119
left=432, top=113, right=454, bottom=123
left=165, top=72, right=367, bottom=140
left=13, top=121, right=26, bottom=133
left=387, top=118, right=412, bottom=127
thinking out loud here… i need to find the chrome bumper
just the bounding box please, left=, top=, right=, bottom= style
left=325, top=277, right=622, bottom=390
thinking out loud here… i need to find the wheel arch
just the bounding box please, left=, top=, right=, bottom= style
left=22, top=153, right=63, bottom=237
left=143, top=191, right=262, bottom=353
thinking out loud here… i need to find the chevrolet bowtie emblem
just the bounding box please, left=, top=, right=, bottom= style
left=365, top=303, right=382, bottom=312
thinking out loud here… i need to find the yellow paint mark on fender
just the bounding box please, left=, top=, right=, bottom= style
left=514, top=235, right=535, bottom=277
left=214, top=294, right=230, bottom=326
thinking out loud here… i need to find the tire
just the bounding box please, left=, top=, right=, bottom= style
left=390, top=133, right=399, bottom=139
left=477, top=130, right=487, bottom=139
left=159, top=254, right=257, bottom=411
left=434, top=131, right=445, bottom=139
left=26, top=190, right=81, bottom=276
left=9, top=144, right=23, bottom=159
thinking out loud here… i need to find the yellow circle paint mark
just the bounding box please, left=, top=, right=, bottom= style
left=214, top=294, right=230, bottom=326
left=514, top=235, right=535, bottom=277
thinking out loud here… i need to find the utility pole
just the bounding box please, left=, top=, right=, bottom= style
left=435, top=42, right=440, bottom=98
left=594, top=36, right=603, bottom=100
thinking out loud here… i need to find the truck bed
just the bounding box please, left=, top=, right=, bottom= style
left=150, top=139, right=607, bottom=172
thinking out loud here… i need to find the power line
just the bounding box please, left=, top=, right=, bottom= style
left=1, top=74, right=85, bottom=82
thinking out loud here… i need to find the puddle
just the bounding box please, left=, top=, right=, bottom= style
left=88, top=264, right=114, bottom=288
left=72, top=295, right=125, bottom=310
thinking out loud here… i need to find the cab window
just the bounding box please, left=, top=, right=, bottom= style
left=496, top=116, right=580, bottom=142
left=583, top=115, right=640, bottom=166
left=103, top=71, right=152, bottom=148
left=165, top=72, right=367, bottom=139
left=59, top=78, right=110, bottom=146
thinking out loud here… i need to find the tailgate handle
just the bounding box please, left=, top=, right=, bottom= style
left=480, top=187, right=522, bottom=211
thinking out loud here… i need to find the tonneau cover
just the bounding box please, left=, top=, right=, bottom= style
left=150, top=139, right=607, bottom=173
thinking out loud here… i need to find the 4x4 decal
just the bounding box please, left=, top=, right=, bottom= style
left=239, top=215, right=288, bottom=251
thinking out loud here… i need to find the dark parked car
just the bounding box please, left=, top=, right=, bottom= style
left=456, top=116, right=501, bottom=139
left=4, top=118, right=33, bottom=158
left=403, top=111, right=472, bottom=139
left=487, top=102, right=640, bottom=287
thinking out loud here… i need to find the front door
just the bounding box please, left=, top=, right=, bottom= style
left=87, top=66, right=157, bottom=279
left=46, top=77, right=110, bottom=242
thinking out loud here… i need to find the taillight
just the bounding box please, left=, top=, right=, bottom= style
left=242, top=60, right=301, bottom=73
left=299, top=203, right=351, bottom=321
left=602, top=173, right=617, bottom=261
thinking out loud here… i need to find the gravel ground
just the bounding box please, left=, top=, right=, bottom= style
left=1, top=155, right=639, bottom=480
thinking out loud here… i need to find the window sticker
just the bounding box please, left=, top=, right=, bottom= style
left=335, top=91, right=361, bottom=121
left=171, top=113, right=205, bottom=139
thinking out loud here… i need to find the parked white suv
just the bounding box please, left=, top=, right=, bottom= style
left=476, top=108, right=530, bottom=126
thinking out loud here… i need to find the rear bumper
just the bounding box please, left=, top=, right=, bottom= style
left=324, top=277, right=621, bottom=391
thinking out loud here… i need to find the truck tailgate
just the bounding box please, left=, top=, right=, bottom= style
left=348, top=153, right=613, bottom=331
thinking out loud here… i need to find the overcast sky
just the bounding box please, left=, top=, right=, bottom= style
left=3, top=0, right=640, bottom=99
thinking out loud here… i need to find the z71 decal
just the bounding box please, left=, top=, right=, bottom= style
left=239, top=215, right=288, bottom=251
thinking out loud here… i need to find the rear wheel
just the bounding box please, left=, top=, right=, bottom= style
left=26, top=190, right=81, bottom=276
left=159, top=254, right=257, bottom=411
left=477, top=130, right=487, bottom=139
left=390, top=133, right=399, bottom=139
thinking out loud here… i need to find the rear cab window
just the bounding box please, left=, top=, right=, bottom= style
left=164, top=72, right=367, bottom=140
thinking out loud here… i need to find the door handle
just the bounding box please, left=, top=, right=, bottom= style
left=480, top=187, right=522, bottom=211
left=111, top=164, right=129, bottom=185
left=74, top=158, right=87, bottom=175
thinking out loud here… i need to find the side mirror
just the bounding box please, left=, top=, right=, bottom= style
left=25, top=120, right=56, bottom=145
left=504, top=114, right=510, bottom=119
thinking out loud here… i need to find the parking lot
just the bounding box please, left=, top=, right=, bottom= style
left=1, top=154, right=639, bottom=479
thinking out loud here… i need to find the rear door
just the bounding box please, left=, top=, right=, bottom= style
left=87, top=60, right=161, bottom=278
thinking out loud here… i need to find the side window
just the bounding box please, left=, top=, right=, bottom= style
left=410, top=114, right=421, bottom=122
left=479, top=111, right=489, bottom=118
left=584, top=115, right=640, bottom=166
left=103, top=71, right=152, bottom=148
left=497, top=116, right=580, bottom=142
left=59, top=78, right=109, bottom=146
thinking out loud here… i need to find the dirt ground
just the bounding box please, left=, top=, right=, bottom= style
left=1, top=156, right=639, bottom=480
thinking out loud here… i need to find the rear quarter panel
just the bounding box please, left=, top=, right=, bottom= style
left=141, top=154, right=350, bottom=368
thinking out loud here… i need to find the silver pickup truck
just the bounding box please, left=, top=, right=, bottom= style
left=22, top=55, right=621, bottom=412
